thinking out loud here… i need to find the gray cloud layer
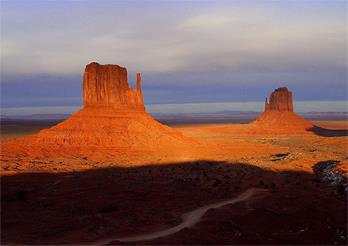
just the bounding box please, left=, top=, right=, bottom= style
left=1, top=1, right=347, bottom=109
left=2, top=2, right=346, bottom=75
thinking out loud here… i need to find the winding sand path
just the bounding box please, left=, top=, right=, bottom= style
left=92, top=188, right=269, bottom=245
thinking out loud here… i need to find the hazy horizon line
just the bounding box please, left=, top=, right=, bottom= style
left=1, top=100, right=347, bottom=116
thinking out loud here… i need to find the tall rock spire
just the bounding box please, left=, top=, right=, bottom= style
left=136, top=73, right=142, bottom=93
left=264, top=97, right=269, bottom=111
left=83, top=62, right=144, bottom=110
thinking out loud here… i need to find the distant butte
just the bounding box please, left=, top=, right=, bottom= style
left=249, top=87, right=313, bottom=135
left=264, top=87, right=293, bottom=112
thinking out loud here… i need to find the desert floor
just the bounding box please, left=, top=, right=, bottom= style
left=1, top=119, right=347, bottom=245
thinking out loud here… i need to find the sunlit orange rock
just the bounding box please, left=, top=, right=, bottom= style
left=249, top=87, right=313, bottom=135
left=1, top=62, right=201, bottom=160
left=0, top=64, right=283, bottom=170
left=83, top=62, right=144, bottom=109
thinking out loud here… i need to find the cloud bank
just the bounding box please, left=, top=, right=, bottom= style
left=1, top=1, right=347, bottom=109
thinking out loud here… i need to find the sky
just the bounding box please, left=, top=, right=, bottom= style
left=1, top=0, right=347, bottom=114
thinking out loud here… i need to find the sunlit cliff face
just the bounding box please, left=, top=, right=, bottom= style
left=82, top=63, right=144, bottom=110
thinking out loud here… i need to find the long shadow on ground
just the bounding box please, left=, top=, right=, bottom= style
left=307, top=126, right=348, bottom=137
left=1, top=161, right=347, bottom=245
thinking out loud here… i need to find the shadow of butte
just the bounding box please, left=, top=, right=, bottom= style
left=1, top=160, right=347, bottom=245
left=307, top=126, right=348, bottom=137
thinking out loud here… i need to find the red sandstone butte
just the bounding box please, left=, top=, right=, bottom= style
left=1, top=62, right=201, bottom=160
left=264, top=87, right=293, bottom=112
left=249, top=87, right=313, bottom=135
left=83, top=63, right=144, bottom=109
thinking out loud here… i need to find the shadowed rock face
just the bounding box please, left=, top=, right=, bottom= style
left=83, top=62, right=144, bottom=110
left=265, top=87, right=293, bottom=112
